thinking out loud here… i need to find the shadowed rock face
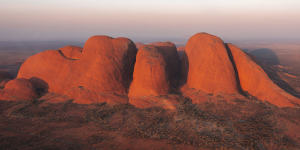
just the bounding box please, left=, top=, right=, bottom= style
left=129, top=44, right=181, bottom=109
left=0, top=78, right=38, bottom=101
left=227, top=44, right=300, bottom=107
left=59, top=45, right=82, bottom=59
left=184, top=33, right=239, bottom=94
left=149, top=42, right=181, bottom=89
left=17, top=36, right=137, bottom=104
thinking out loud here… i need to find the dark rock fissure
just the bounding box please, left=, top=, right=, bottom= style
left=58, top=50, right=79, bottom=60
left=224, top=43, right=247, bottom=96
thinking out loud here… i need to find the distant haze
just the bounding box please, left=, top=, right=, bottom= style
left=1, top=0, right=300, bottom=43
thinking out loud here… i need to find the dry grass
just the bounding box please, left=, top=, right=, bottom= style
left=0, top=97, right=299, bottom=149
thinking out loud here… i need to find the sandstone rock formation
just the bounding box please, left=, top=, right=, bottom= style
left=129, top=44, right=182, bottom=109
left=0, top=78, right=38, bottom=101
left=129, top=45, right=169, bottom=97
left=11, top=33, right=299, bottom=108
left=227, top=44, right=300, bottom=107
left=184, top=33, right=239, bottom=94
left=18, top=36, right=137, bottom=104
left=59, top=45, right=82, bottom=59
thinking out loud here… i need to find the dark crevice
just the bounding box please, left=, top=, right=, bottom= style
left=57, top=50, right=79, bottom=60
left=224, top=43, right=247, bottom=96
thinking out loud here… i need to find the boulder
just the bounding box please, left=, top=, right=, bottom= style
left=184, top=33, right=239, bottom=94
left=227, top=44, right=300, bottom=107
left=0, top=78, right=38, bottom=101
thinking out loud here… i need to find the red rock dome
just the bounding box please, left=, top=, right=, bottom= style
left=17, top=36, right=137, bottom=104
left=184, top=33, right=239, bottom=94
left=129, top=45, right=169, bottom=97
left=0, top=78, right=38, bottom=101
left=227, top=43, right=300, bottom=107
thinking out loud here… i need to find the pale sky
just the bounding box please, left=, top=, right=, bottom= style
left=1, top=0, right=300, bottom=42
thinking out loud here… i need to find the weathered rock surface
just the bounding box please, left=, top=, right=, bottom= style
left=0, top=78, right=38, bottom=101
left=59, top=45, right=82, bottom=59
left=128, top=44, right=182, bottom=109
left=17, top=36, right=137, bottom=104
left=129, top=45, right=169, bottom=97
left=11, top=33, right=299, bottom=108
left=184, top=33, right=239, bottom=94
left=228, top=44, right=300, bottom=107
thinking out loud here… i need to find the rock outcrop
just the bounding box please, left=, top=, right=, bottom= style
left=227, top=44, right=300, bottom=107
left=0, top=78, right=38, bottom=101
left=183, top=33, right=239, bottom=94
left=10, top=33, right=298, bottom=108
left=129, top=45, right=169, bottom=97
left=128, top=44, right=181, bottom=109
left=59, top=45, right=82, bottom=59
left=18, top=36, right=137, bottom=104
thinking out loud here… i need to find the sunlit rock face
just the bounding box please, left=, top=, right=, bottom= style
left=17, top=35, right=137, bottom=104
left=8, top=33, right=299, bottom=108
left=59, top=45, right=82, bottom=59
left=0, top=78, right=38, bottom=101
left=129, top=45, right=170, bottom=97
left=228, top=44, right=300, bottom=107
left=128, top=44, right=180, bottom=109
left=183, top=33, right=239, bottom=94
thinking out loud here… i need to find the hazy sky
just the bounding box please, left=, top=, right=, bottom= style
left=1, top=0, right=300, bottom=42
